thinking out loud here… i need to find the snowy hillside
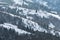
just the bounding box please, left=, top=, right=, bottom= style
left=0, top=0, right=60, bottom=40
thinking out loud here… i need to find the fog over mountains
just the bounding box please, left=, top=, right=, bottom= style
left=0, top=0, right=60, bottom=40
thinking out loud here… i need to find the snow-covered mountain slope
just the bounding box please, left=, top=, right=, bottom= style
left=0, top=23, right=31, bottom=35
left=0, top=0, right=60, bottom=38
